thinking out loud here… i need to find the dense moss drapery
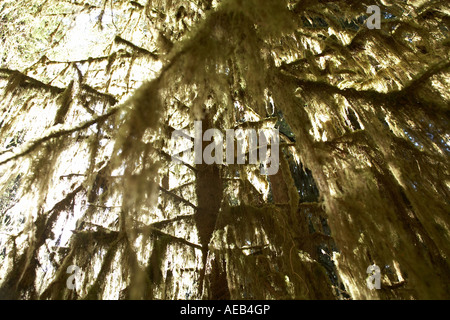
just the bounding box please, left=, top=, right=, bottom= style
left=0, top=0, right=449, bottom=299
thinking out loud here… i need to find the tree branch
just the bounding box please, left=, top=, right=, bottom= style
left=114, top=36, right=159, bottom=60
left=0, top=107, right=120, bottom=166
left=159, top=186, right=197, bottom=210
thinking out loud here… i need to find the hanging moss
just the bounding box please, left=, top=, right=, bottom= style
left=0, top=0, right=449, bottom=300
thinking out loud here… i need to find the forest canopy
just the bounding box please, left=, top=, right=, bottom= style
left=0, top=0, right=449, bottom=300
